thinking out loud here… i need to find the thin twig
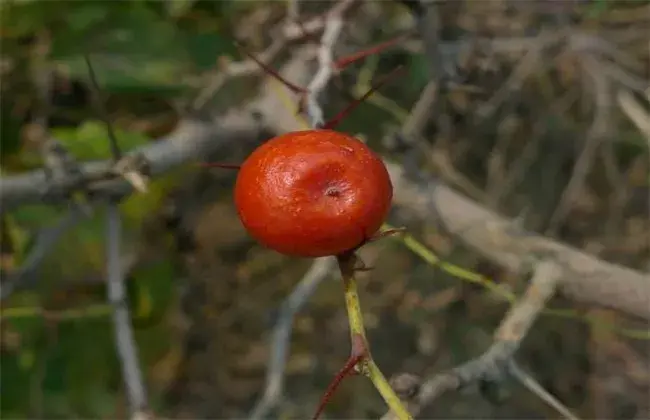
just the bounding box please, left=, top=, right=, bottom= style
left=193, top=0, right=357, bottom=114
left=85, top=53, right=149, bottom=419
left=617, top=88, right=650, bottom=148
left=474, top=32, right=563, bottom=123
left=286, top=0, right=300, bottom=24
left=381, top=260, right=565, bottom=419
left=0, top=205, right=89, bottom=301
left=509, top=361, right=581, bottom=420
left=84, top=55, right=121, bottom=161
left=387, top=159, right=650, bottom=321
left=1, top=114, right=262, bottom=211
left=545, top=54, right=612, bottom=234
left=192, top=38, right=286, bottom=112
left=248, top=257, right=336, bottom=420
left=304, top=0, right=356, bottom=127
left=406, top=0, right=449, bottom=82
left=106, top=204, right=148, bottom=418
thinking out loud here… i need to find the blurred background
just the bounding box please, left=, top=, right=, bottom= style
left=1, top=0, right=649, bottom=419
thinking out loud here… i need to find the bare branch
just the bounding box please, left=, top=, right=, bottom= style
left=0, top=113, right=263, bottom=211
left=382, top=261, right=571, bottom=419
left=84, top=55, right=122, bottom=161
left=403, top=0, right=449, bottom=82
left=106, top=204, right=148, bottom=418
left=83, top=51, right=150, bottom=419
left=304, top=0, right=356, bottom=127
left=545, top=54, right=612, bottom=234
left=3, top=31, right=647, bottom=325
left=249, top=257, right=336, bottom=420
left=617, top=88, right=650, bottom=147
left=0, top=204, right=89, bottom=301
left=192, top=38, right=287, bottom=112
left=509, top=361, right=581, bottom=420
left=387, top=162, right=650, bottom=320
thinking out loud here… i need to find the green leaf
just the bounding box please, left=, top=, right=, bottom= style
left=184, top=32, right=236, bottom=71
left=50, top=3, right=190, bottom=95
left=407, top=53, right=430, bottom=95
left=587, top=0, right=609, bottom=17
left=51, top=120, right=150, bottom=161
left=0, top=98, right=23, bottom=161
left=0, top=350, right=34, bottom=415
left=65, top=2, right=107, bottom=32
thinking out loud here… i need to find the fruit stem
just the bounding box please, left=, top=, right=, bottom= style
left=334, top=252, right=413, bottom=420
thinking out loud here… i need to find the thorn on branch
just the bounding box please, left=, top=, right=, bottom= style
left=322, top=65, right=406, bottom=130
left=334, top=33, right=412, bottom=70
left=234, top=40, right=307, bottom=96
left=312, top=333, right=368, bottom=420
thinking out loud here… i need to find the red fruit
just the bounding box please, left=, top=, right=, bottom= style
left=234, top=129, right=393, bottom=258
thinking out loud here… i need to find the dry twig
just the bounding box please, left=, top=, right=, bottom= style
left=249, top=257, right=336, bottom=420
left=0, top=205, right=89, bottom=301
left=304, top=0, right=356, bottom=127
left=106, top=204, right=148, bottom=418
left=387, top=162, right=650, bottom=320
left=381, top=261, right=575, bottom=419
left=85, top=54, right=149, bottom=419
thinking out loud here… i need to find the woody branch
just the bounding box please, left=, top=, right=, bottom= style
left=381, top=260, right=577, bottom=419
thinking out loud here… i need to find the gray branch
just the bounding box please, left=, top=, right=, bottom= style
left=382, top=261, right=576, bottom=419
left=249, top=257, right=336, bottom=420
left=0, top=113, right=264, bottom=211
left=106, top=203, right=148, bottom=418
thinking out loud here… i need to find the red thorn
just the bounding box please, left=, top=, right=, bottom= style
left=198, top=162, right=241, bottom=170
left=233, top=41, right=306, bottom=95
left=322, top=65, right=406, bottom=130
left=334, top=33, right=410, bottom=70
left=312, top=334, right=368, bottom=420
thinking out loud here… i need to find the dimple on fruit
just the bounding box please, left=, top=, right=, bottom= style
left=234, top=129, right=393, bottom=257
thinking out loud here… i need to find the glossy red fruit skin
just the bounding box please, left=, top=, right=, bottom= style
left=234, top=129, right=393, bottom=258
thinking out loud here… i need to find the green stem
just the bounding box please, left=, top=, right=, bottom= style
left=337, top=254, right=413, bottom=420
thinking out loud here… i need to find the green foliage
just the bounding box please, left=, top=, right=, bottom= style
left=51, top=120, right=150, bottom=160
left=1, top=210, right=179, bottom=417
left=1, top=0, right=241, bottom=96
left=0, top=99, right=23, bottom=160
left=52, top=3, right=189, bottom=95
left=406, top=53, right=430, bottom=96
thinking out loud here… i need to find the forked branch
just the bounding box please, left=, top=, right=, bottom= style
left=381, top=260, right=575, bottom=420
